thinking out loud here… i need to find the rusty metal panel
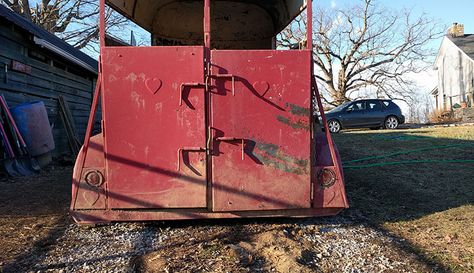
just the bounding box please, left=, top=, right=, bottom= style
left=210, top=50, right=312, bottom=211
left=101, top=46, right=206, bottom=208
left=72, top=134, right=106, bottom=210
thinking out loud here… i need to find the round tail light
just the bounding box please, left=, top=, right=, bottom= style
left=318, top=168, right=336, bottom=188
left=84, top=170, right=104, bottom=187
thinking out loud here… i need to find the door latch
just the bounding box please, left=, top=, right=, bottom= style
left=179, top=82, right=205, bottom=106
left=177, top=147, right=206, bottom=171
left=210, top=74, right=236, bottom=96
left=215, top=137, right=245, bottom=160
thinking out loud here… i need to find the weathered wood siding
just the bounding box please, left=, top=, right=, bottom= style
left=0, top=18, right=98, bottom=156
left=435, top=37, right=474, bottom=109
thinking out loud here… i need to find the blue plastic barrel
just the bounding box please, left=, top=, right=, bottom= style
left=10, top=101, right=55, bottom=156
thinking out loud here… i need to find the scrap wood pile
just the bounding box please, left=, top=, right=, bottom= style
left=58, top=95, right=81, bottom=156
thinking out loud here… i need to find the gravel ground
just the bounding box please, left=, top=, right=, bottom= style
left=5, top=216, right=433, bottom=273
left=0, top=166, right=441, bottom=272
left=34, top=223, right=170, bottom=272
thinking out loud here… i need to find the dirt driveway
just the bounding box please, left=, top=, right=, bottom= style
left=1, top=126, right=472, bottom=272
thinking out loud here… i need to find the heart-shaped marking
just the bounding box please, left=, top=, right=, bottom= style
left=252, top=81, right=270, bottom=96
left=145, top=77, right=162, bottom=94
left=83, top=190, right=100, bottom=206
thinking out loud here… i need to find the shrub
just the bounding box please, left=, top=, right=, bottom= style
left=427, top=109, right=461, bottom=124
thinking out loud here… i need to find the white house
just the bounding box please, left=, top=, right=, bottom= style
left=433, top=23, right=474, bottom=110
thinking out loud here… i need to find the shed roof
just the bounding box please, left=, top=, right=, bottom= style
left=448, top=34, right=474, bottom=61
left=0, top=4, right=98, bottom=73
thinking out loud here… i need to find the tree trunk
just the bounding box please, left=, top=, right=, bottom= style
left=21, top=0, right=31, bottom=21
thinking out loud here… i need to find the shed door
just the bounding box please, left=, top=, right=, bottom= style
left=102, top=46, right=206, bottom=209
left=210, top=50, right=312, bottom=211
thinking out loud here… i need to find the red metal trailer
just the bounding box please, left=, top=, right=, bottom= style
left=71, top=0, right=348, bottom=224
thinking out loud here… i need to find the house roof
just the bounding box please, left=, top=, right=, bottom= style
left=0, top=4, right=98, bottom=73
left=447, top=34, right=474, bottom=61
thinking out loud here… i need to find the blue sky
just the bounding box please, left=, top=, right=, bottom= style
left=385, top=0, right=474, bottom=34
left=321, top=0, right=474, bottom=40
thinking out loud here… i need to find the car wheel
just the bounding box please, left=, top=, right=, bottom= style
left=370, top=127, right=380, bottom=130
left=384, top=116, right=399, bottom=129
left=328, top=120, right=341, bottom=133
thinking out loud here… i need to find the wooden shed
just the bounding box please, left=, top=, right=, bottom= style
left=0, top=4, right=98, bottom=157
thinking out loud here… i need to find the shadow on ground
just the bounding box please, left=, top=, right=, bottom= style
left=333, top=128, right=474, bottom=223
left=0, top=165, right=71, bottom=272
left=333, top=127, right=474, bottom=272
left=1, top=127, right=472, bottom=272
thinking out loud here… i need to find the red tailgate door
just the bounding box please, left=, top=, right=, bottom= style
left=210, top=50, right=312, bottom=211
left=102, top=46, right=206, bottom=209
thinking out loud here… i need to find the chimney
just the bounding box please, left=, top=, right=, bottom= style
left=448, top=23, right=465, bottom=37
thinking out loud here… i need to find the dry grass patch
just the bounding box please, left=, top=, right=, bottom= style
left=387, top=205, right=474, bottom=272
left=333, top=126, right=474, bottom=272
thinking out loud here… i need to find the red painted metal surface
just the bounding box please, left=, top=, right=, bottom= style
left=70, top=0, right=349, bottom=223
left=306, top=0, right=312, bottom=50
left=101, top=46, right=207, bottom=208
left=210, top=50, right=312, bottom=211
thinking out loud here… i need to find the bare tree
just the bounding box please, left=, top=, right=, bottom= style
left=278, top=0, right=444, bottom=106
left=405, top=92, right=433, bottom=124
left=7, top=0, right=130, bottom=51
left=9, top=0, right=31, bottom=20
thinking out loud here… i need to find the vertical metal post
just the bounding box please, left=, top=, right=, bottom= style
left=99, top=0, right=105, bottom=50
left=203, top=0, right=212, bottom=210
left=72, top=76, right=102, bottom=209
left=308, top=0, right=314, bottom=141
left=306, top=0, right=313, bottom=50
left=204, top=0, right=211, bottom=57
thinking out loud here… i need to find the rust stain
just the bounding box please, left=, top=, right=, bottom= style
left=286, top=103, right=310, bottom=117
left=276, top=116, right=309, bottom=131
left=255, top=142, right=309, bottom=175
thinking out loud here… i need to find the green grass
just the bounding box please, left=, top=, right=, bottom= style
left=333, top=126, right=474, bottom=272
